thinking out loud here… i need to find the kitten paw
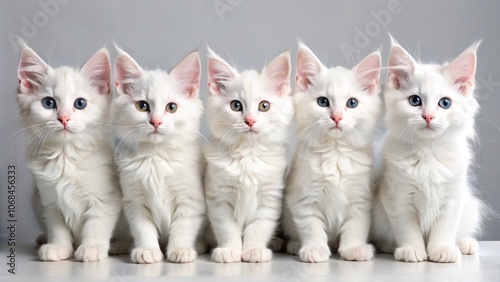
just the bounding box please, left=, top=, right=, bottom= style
left=242, top=247, right=272, bottom=263
left=131, top=247, right=164, bottom=264
left=75, top=244, right=109, bottom=262
left=286, top=241, right=301, bottom=255
left=36, top=233, right=47, bottom=246
left=212, top=247, right=241, bottom=263
left=394, top=246, right=427, bottom=262
left=38, top=244, right=73, bottom=261
left=167, top=248, right=197, bottom=263
left=269, top=237, right=285, bottom=252
left=299, top=245, right=331, bottom=263
left=109, top=240, right=130, bottom=255
left=339, top=244, right=374, bottom=261
left=457, top=237, right=479, bottom=255
left=427, top=245, right=461, bottom=263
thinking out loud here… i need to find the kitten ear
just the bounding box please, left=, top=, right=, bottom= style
left=446, top=42, right=480, bottom=95
left=114, top=47, right=142, bottom=95
left=81, top=48, right=111, bottom=95
left=263, top=50, right=291, bottom=96
left=388, top=39, right=416, bottom=90
left=170, top=51, right=201, bottom=98
left=207, top=47, right=237, bottom=96
left=296, top=42, right=322, bottom=90
left=353, top=51, right=381, bottom=95
left=17, top=43, right=49, bottom=94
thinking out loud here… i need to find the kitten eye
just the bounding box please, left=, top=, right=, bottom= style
left=317, top=97, right=330, bottom=107
left=135, top=100, right=150, bottom=112
left=74, top=98, right=87, bottom=110
left=166, top=102, right=177, bottom=113
left=346, top=98, right=358, bottom=109
left=438, top=97, right=452, bottom=109
left=230, top=100, right=243, bottom=112
left=41, top=97, right=56, bottom=109
left=259, top=101, right=270, bottom=112
left=408, top=95, right=422, bottom=107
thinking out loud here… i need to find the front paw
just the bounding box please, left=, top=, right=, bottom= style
left=457, top=237, right=479, bottom=255
left=242, top=247, right=272, bottom=263
left=167, top=248, right=197, bottom=263
left=394, top=246, right=427, bottom=262
left=286, top=241, right=301, bottom=255
left=75, top=244, right=109, bottom=262
left=131, top=247, right=164, bottom=264
left=427, top=245, right=461, bottom=263
left=212, top=247, right=241, bottom=263
left=339, top=244, right=374, bottom=261
left=38, top=244, right=73, bottom=261
left=299, top=245, right=331, bottom=263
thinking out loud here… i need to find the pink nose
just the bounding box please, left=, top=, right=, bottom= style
left=245, top=118, right=256, bottom=127
left=150, top=119, right=163, bottom=129
left=58, top=116, right=70, bottom=126
left=422, top=114, right=434, bottom=124
left=331, top=115, right=343, bottom=124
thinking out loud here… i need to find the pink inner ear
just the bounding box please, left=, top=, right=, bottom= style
left=448, top=50, right=476, bottom=95
left=354, top=52, right=381, bottom=94
left=18, top=46, right=49, bottom=93
left=207, top=55, right=234, bottom=96
left=82, top=49, right=111, bottom=95
left=170, top=51, right=201, bottom=98
left=388, top=45, right=416, bottom=90
left=264, top=51, right=291, bottom=96
left=114, top=51, right=142, bottom=94
left=296, top=46, right=321, bottom=90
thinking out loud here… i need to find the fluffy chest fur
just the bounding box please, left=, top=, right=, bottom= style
left=117, top=143, right=202, bottom=234
left=30, top=141, right=118, bottom=241
left=205, top=140, right=287, bottom=225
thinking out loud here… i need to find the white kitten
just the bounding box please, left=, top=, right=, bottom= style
left=284, top=43, right=382, bottom=262
left=113, top=47, right=206, bottom=264
left=17, top=43, right=122, bottom=262
left=370, top=39, right=484, bottom=263
left=204, top=47, right=293, bottom=263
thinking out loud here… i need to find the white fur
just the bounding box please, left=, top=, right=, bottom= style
left=113, top=48, right=206, bottom=264
left=370, top=38, right=483, bottom=263
left=17, top=43, right=121, bottom=262
left=284, top=43, right=382, bottom=262
left=204, top=48, right=293, bottom=263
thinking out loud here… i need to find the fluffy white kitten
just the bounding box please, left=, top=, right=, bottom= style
left=284, top=43, right=382, bottom=262
left=204, top=48, right=293, bottom=263
left=113, top=48, right=206, bottom=264
left=17, top=43, right=122, bottom=262
left=371, top=39, right=484, bottom=263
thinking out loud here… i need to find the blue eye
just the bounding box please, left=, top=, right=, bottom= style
left=438, top=97, right=452, bottom=109
left=41, top=97, right=56, bottom=109
left=408, top=95, right=422, bottom=107
left=74, top=98, right=87, bottom=110
left=317, top=97, right=329, bottom=107
left=230, top=100, right=243, bottom=111
left=346, top=98, right=358, bottom=108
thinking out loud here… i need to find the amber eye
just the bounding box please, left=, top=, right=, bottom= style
left=166, top=102, right=177, bottom=113
left=259, top=101, right=270, bottom=112
left=230, top=100, right=243, bottom=111
left=135, top=100, right=150, bottom=112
